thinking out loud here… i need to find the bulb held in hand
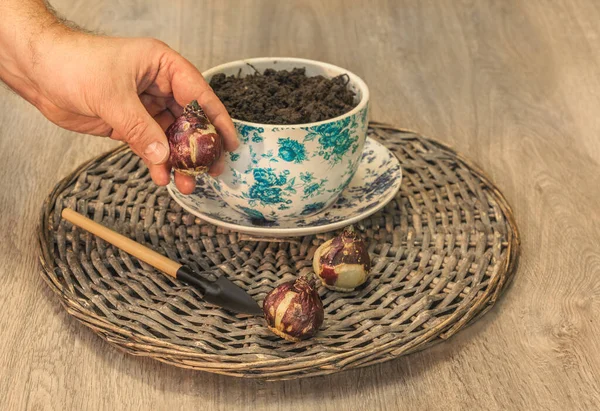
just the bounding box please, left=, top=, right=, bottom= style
left=166, top=100, right=223, bottom=177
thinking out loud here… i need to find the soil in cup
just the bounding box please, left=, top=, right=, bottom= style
left=210, top=67, right=357, bottom=125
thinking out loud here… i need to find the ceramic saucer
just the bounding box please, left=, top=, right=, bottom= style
left=167, top=138, right=402, bottom=237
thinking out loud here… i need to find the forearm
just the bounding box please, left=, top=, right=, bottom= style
left=0, top=0, right=71, bottom=102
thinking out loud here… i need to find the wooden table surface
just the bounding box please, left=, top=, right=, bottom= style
left=1, top=1, right=599, bottom=410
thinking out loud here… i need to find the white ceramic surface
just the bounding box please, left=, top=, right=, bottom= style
left=201, top=57, right=370, bottom=221
left=167, top=138, right=402, bottom=237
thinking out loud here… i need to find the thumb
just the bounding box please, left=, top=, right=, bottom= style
left=105, top=96, right=170, bottom=165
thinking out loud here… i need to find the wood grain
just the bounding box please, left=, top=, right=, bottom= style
left=1, top=0, right=599, bottom=409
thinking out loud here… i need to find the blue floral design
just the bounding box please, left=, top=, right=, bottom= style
left=248, top=186, right=286, bottom=205
left=303, top=183, right=320, bottom=196
left=260, top=149, right=279, bottom=163
left=302, top=180, right=327, bottom=199
left=300, top=172, right=314, bottom=183
left=229, top=152, right=240, bottom=162
left=360, top=165, right=400, bottom=201
left=193, top=183, right=220, bottom=201
left=303, top=117, right=359, bottom=166
left=360, top=107, right=368, bottom=127
left=245, top=146, right=260, bottom=172
left=228, top=168, right=245, bottom=186
left=362, top=149, right=376, bottom=164
left=238, top=206, right=266, bottom=220
left=277, top=137, right=307, bottom=164
left=301, top=202, right=326, bottom=215
left=331, top=196, right=352, bottom=209
left=236, top=124, right=264, bottom=144
left=254, top=168, right=288, bottom=185
left=245, top=168, right=294, bottom=207
left=294, top=171, right=328, bottom=199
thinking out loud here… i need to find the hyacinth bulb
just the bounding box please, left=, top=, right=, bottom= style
left=262, top=275, right=324, bottom=342
left=166, top=100, right=223, bottom=176
left=313, top=226, right=371, bottom=292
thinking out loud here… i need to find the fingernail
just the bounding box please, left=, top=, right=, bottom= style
left=144, top=142, right=169, bottom=164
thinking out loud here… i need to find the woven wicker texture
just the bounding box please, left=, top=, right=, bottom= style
left=38, top=124, right=519, bottom=380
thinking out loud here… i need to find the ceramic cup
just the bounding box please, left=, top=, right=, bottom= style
left=202, top=57, right=370, bottom=221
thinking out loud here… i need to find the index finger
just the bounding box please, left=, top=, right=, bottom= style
left=168, top=54, right=239, bottom=152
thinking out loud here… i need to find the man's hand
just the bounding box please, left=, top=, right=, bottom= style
left=0, top=2, right=238, bottom=194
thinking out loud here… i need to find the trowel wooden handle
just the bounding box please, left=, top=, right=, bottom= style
left=61, top=208, right=181, bottom=278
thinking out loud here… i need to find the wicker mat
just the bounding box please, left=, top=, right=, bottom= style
left=38, top=124, right=520, bottom=380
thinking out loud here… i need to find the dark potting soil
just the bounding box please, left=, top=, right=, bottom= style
left=209, top=67, right=357, bottom=125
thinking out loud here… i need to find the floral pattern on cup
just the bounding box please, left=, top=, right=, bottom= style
left=167, top=137, right=402, bottom=234
left=278, top=138, right=307, bottom=163
left=245, top=168, right=293, bottom=208
left=302, top=115, right=361, bottom=166
left=212, top=106, right=369, bottom=221
left=237, top=124, right=264, bottom=143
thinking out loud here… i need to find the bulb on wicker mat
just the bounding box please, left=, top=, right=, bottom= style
left=313, top=226, right=371, bottom=292
left=166, top=100, right=222, bottom=176
left=262, top=274, right=324, bottom=342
